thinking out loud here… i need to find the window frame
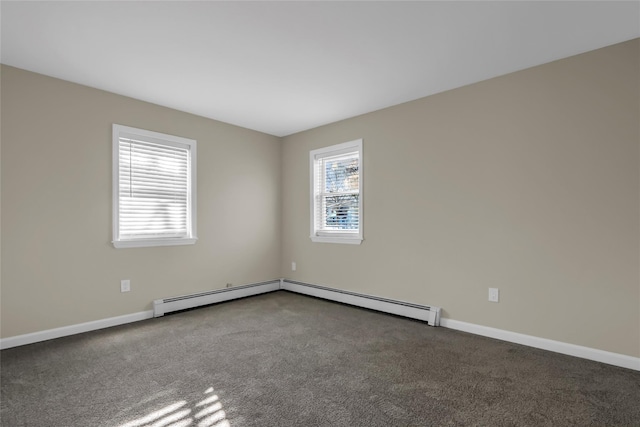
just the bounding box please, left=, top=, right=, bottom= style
left=112, top=124, right=197, bottom=249
left=309, top=139, right=363, bottom=245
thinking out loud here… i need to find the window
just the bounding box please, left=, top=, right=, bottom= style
left=112, top=124, right=197, bottom=248
left=310, top=139, right=363, bottom=244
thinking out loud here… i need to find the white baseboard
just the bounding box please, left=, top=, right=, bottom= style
left=3, top=282, right=638, bottom=373
left=281, top=279, right=441, bottom=326
left=0, top=310, right=154, bottom=350
left=440, top=318, right=640, bottom=371
left=154, top=280, right=280, bottom=317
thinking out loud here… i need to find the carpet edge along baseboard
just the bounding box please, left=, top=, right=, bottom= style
left=1, top=278, right=638, bottom=372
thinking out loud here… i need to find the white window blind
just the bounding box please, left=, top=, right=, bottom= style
left=113, top=125, right=197, bottom=248
left=310, top=139, right=363, bottom=244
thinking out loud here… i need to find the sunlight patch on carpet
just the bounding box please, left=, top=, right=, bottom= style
left=119, top=401, right=188, bottom=427
left=118, top=388, right=230, bottom=427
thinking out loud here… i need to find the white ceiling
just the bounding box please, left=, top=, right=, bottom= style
left=2, top=1, right=638, bottom=137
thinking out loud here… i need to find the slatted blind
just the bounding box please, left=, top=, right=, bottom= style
left=118, top=136, right=191, bottom=240
left=313, top=150, right=360, bottom=234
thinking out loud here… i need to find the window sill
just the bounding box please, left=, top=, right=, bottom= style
left=310, top=235, right=362, bottom=245
left=113, top=237, right=197, bottom=249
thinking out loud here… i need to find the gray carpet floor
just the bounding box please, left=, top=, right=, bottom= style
left=1, top=291, right=639, bottom=427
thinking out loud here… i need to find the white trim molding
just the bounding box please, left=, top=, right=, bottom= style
left=3, top=281, right=638, bottom=373
left=281, top=279, right=441, bottom=326
left=0, top=311, right=154, bottom=350
left=153, top=280, right=281, bottom=317
left=440, top=318, right=640, bottom=371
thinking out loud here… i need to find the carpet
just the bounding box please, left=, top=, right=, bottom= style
left=1, top=291, right=639, bottom=426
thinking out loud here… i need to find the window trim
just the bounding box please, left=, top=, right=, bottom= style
left=112, top=124, right=197, bottom=249
left=309, top=139, right=363, bottom=245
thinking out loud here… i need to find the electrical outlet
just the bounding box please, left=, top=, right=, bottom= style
left=226, top=283, right=232, bottom=288
left=291, top=262, right=297, bottom=272
left=488, top=288, right=499, bottom=302
left=121, top=279, right=131, bottom=293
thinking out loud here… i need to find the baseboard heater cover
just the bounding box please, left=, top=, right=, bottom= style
left=153, top=280, right=281, bottom=317
left=280, top=280, right=441, bottom=326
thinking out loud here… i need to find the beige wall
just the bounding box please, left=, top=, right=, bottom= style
left=2, top=39, right=639, bottom=359
left=1, top=65, right=282, bottom=338
left=282, top=39, right=640, bottom=357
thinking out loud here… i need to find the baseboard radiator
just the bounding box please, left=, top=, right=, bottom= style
left=153, top=280, right=281, bottom=317
left=280, top=280, right=441, bottom=326
left=153, top=279, right=441, bottom=327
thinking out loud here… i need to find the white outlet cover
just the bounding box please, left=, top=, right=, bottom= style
left=121, top=279, right=131, bottom=292
left=292, top=262, right=297, bottom=271
left=488, top=288, right=499, bottom=302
